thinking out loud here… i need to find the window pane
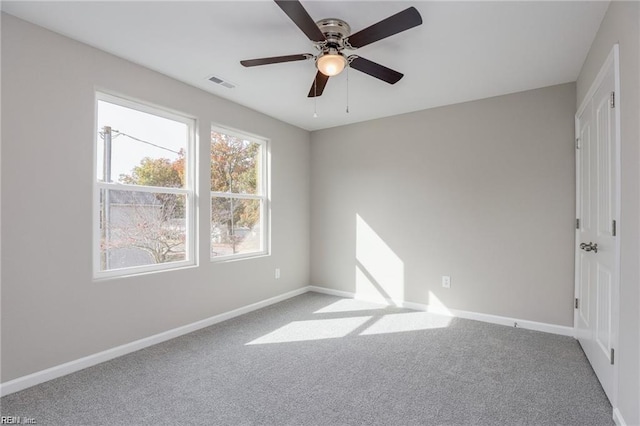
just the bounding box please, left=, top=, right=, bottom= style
left=100, top=189, right=187, bottom=271
left=97, top=100, right=187, bottom=188
left=211, top=197, right=261, bottom=257
left=211, top=131, right=260, bottom=194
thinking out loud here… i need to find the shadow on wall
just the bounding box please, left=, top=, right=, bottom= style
left=353, top=213, right=454, bottom=316
left=355, top=214, right=404, bottom=305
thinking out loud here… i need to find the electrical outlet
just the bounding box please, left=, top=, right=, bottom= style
left=275, top=268, right=281, bottom=279
left=442, top=275, right=451, bottom=288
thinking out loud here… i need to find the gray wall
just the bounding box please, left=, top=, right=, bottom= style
left=577, top=1, right=640, bottom=424
left=1, top=14, right=310, bottom=382
left=311, top=83, right=577, bottom=327
left=3, top=5, right=638, bottom=420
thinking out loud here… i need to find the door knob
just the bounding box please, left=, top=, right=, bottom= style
left=580, top=242, right=598, bottom=253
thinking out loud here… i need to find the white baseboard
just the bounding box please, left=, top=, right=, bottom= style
left=308, top=286, right=574, bottom=337
left=307, top=285, right=354, bottom=299
left=613, top=408, right=627, bottom=426
left=0, top=286, right=310, bottom=397
left=0, top=285, right=576, bottom=397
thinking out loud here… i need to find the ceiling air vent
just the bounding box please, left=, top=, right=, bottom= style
left=208, top=75, right=235, bottom=89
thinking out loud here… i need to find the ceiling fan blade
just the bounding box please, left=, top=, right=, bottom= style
left=346, top=7, right=422, bottom=49
left=307, top=71, right=329, bottom=97
left=274, top=0, right=326, bottom=43
left=241, top=54, right=313, bottom=67
left=349, top=57, right=403, bottom=84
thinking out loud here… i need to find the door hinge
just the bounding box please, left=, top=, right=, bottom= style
left=611, top=348, right=615, bottom=365
left=575, top=137, right=580, bottom=149
left=575, top=298, right=579, bottom=309
left=576, top=218, right=580, bottom=229
left=612, top=220, right=617, bottom=236
left=610, top=91, right=615, bottom=108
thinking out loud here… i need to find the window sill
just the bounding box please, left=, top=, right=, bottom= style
left=93, top=261, right=197, bottom=282
left=210, top=251, right=270, bottom=264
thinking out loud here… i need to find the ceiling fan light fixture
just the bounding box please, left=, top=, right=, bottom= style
left=317, top=52, right=347, bottom=77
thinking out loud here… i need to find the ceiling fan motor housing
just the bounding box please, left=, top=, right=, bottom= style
left=315, top=18, right=351, bottom=52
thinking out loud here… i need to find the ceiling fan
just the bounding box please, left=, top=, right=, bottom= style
left=240, top=1, right=423, bottom=97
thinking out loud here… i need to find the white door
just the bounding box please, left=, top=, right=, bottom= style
left=575, top=45, right=620, bottom=403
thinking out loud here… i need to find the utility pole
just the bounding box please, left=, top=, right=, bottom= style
left=101, top=126, right=112, bottom=270
left=228, top=161, right=236, bottom=254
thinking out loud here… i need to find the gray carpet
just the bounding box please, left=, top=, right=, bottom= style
left=1, top=292, right=613, bottom=425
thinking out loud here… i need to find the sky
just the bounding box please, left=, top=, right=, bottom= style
left=96, top=100, right=188, bottom=184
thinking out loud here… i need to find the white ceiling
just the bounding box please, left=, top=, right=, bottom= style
left=2, top=1, right=609, bottom=131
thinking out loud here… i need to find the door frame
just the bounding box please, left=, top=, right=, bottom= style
left=574, top=43, right=621, bottom=407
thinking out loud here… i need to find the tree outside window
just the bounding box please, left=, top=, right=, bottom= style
left=210, top=129, right=267, bottom=259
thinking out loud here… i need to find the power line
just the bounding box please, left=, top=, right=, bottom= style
left=115, top=130, right=182, bottom=155
left=99, top=129, right=181, bottom=155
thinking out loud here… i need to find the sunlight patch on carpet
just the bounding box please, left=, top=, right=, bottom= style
left=313, top=298, right=388, bottom=314
left=359, top=312, right=451, bottom=336
left=246, top=316, right=372, bottom=345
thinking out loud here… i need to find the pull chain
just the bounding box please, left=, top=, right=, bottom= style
left=313, top=76, right=318, bottom=118
left=346, top=65, right=350, bottom=113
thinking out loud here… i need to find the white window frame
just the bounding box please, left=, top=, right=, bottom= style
left=210, top=125, right=269, bottom=262
left=93, top=92, right=197, bottom=279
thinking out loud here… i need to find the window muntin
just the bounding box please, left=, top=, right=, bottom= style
left=210, top=128, right=267, bottom=260
left=95, top=93, right=195, bottom=278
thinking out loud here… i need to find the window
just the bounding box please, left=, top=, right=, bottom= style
left=95, top=93, right=195, bottom=278
left=210, top=127, right=268, bottom=260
